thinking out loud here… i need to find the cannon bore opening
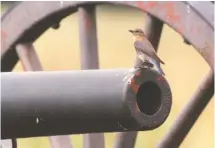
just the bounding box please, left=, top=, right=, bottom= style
left=136, top=81, right=162, bottom=116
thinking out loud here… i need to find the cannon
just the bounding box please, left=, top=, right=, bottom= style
left=1, top=1, right=214, bottom=148
left=2, top=68, right=172, bottom=138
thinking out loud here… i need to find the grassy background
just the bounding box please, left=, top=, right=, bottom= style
left=2, top=3, right=214, bottom=148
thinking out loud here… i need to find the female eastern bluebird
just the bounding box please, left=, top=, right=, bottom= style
left=129, top=28, right=165, bottom=75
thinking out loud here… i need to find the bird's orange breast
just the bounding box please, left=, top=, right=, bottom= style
left=134, top=36, right=145, bottom=41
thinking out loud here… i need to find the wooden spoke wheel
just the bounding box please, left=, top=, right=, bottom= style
left=1, top=2, right=214, bottom=148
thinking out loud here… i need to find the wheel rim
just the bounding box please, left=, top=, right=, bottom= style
left=1, top=2, right=214, bottom=148
left=1, top=1, right=214, bottom=71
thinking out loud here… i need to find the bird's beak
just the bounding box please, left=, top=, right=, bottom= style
left=129, top=30, right=133, bottom=33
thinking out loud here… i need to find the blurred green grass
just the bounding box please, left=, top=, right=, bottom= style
left=1, top=3, right=214, bottom=148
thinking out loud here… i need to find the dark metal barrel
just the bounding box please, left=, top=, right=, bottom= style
left=1, top=68, right=172, bottom=139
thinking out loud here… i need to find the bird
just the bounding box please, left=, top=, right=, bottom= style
left=129, top=28, right=165, bottom=75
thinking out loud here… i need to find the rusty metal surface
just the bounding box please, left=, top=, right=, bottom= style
left=157, top=70, right=214, bottom=148
left=1, top=1, right=214, bottom=72
left=115, top=14, right=164, bottom=148
left=2, top=68, right=172, bottom=139
left=78, top=5, right=104, bottom=148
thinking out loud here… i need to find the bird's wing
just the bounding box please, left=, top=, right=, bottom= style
left=134, top=40, right=156, bottom=58
left=134, top=40, right=165, bottom=64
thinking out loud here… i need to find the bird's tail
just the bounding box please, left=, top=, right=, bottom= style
left=159, top=58, right=165, bottom=65
left=157, top=66, right=165, bottom=75
left=154, top=53, right=165, bottom=65
left=149, top=58, right=165, bottom=75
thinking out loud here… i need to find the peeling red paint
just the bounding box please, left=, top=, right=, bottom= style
left=156, top=75, right=164, bottom=82
left=83, top=10, right=91, bottom=30
left=137, top=1, right=184, bottom=36
left=85, top=17, right=91, bottom=30
left=165, top=15, right=179, bottom=23
left=136, top=71, right=141, bottom=77
left=147, top=1, right=156, bottom=9
left=85, top=14, right=91, bottom=29
left=177, top=26, right=183, bottom=34
left=130, top=78, right=139, bottom=94
left=137, top=1, right=157, bottom=10
left=164, top=2, right=180, bottom=23
left=162, top=2, right=184, bottom=34
left=1, top=30, right=7, bottom=44
left=165, top=2, right=174, bottom=12
left=137, top=1, right=146, bottom=9
left=1, top=30, right=6, bottom=40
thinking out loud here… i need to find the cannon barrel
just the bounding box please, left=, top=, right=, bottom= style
left=1, top=68, right=172, bottom=139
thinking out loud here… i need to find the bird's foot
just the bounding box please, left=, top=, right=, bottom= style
left=134, top=60, right=154, bottom=69
left=136, top=62, right=153, bottom=69
left=142, top=61, right=154, bottom=68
